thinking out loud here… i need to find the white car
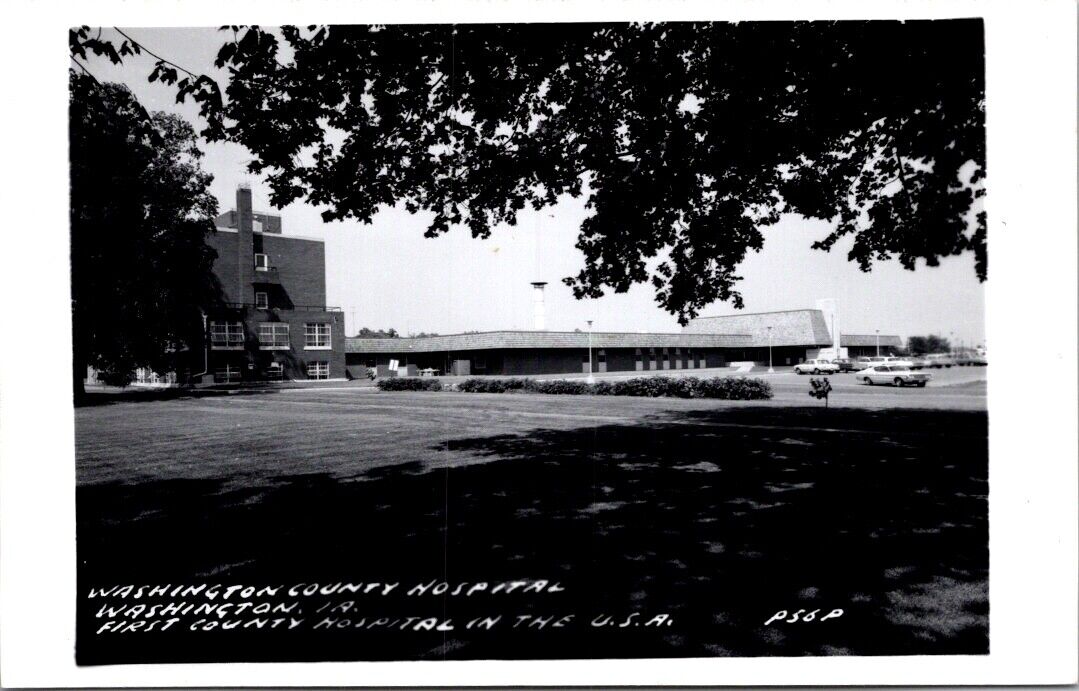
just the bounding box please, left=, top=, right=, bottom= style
left=794, top=358, right=840, bottom=375
left=925, top=354, right=956, bottom=368
left=906, top=355, right=932, bottom=370
left=881, top=355, right=916, bottom=369
left=859, top=365, right=932, bottom=387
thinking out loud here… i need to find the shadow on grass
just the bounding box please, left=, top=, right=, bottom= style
left=75, top=387, right=282, bottom=408
left=76, top=406, right=987, bottom=664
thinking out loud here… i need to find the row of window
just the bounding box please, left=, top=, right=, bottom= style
left=573, top=348, right=706, bottom=364
left=214, top=361, right=330, bottom=383
left=637, top=348, right=704, bottom=369
left=210, top=322, right=331, bottom=350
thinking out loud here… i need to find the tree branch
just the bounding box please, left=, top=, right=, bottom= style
left=891, top=129, right=915, bottom=219
left=70, top=57, right=102, bottom=86
left=113, top=27, right=202, bottom=79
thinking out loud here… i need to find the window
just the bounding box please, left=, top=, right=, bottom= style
left=473, top=355, right=487, bottom=371
left=304, top=323, right=331, bottom=349
left=255, top=292, right=269, bottom=309
left=210, top=321, right=244, bottom=349
left=258, top=322, right=290, bottom=349
left=307, top=361, right=329, bottom=380
left=265, top=362, right=284, bottom=380
left=254, top=253, right=269, bottom=271
left=214, top=364, right=241, bottom=383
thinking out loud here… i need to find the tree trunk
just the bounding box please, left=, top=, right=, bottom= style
left=72, top=350, right=86, bottom=403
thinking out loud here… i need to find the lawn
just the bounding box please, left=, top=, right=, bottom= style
left=75, top=389, right=988, bottom=664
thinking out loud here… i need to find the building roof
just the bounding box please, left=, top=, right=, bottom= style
left=683, top=309, right=834, bottom=347
left=346, top=330, right=755, bottom=354
left=840, top=333, right=904, bottom=348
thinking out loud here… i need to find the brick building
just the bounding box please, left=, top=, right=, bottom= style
left=199, top=186, right=345, bottom=383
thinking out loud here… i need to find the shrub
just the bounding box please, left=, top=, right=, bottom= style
left=376, top=377, right=443, bottom=392
left=808, top=377, right=832, bottom=407
left=448, top=375, right=772, bottom=400
left=457, top=377, right=531, bottom=393
left=524, top=379, right=591, bottom=395
left=604, top=376, right=698, bottom=398
left=589, top=381, right=615, bottom=396
left=693, top=376, right=773, bottom=400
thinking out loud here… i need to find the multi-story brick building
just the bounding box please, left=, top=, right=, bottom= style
left=199, top=186, right=345, bottom=384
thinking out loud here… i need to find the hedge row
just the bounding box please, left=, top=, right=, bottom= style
left=455, top=378, right=532, bottom=393
left=376, top=377, right=443, bottom=391
left=454, top=375, right=772, bottom=400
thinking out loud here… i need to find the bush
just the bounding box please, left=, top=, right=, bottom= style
left=608, top=376, right=696, bottom=398
left=376, top=377, right=443, bottom=391
left=589, top=381, right=615, bottom=396
left=456, top=377, right=531, bottom=393
left=693, top=376, right=773, bottom=400
left=449, top=375, right=772, bottom=400
left=523, top=379, right=591, bottom=395
left=808, top=377, right=832, bottom=407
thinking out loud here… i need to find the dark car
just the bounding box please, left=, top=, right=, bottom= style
left=832, top=358, right=861, bottom=373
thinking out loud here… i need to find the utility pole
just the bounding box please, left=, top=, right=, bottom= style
left=875, top=329, right=880, bottom=357
left=767, top=325, right=774, bottom=373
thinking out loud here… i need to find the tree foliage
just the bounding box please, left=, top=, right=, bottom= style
left=906, top=334, right=952, bottom=354
left=353, top=326, right=400, bottom=339
left=70, top=71, right=221, bottom=389
left=72, top=21, right=986, bottom=324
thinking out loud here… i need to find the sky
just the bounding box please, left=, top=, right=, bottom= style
left=76, top=26, right=987, bottom=347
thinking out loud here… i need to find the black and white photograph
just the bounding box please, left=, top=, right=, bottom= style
left=0, top=0, right=1076, bottom=687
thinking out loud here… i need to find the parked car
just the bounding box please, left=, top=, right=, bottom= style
left=925, top=354, right=955, bottom=368
left=970, top=353, right=988, bottom=366
left=882, top=355, right=916, bottom=369
left=905, top=355, right=932, bottom=370
left=854, top=356, right=882, bottom=370
left=856, top=355, right=915, bottom=369
left=794, top=358, right=840, bottom=375
left=859, top=365, right=932, bottom=387
left=832, top=358, right=862, bottom=373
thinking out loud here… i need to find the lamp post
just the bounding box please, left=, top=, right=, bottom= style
left=586, top=320, right=595, bottom=384
left=767, top=326, right=774, bottom=373
left=875, top=329, right=880, bottom=357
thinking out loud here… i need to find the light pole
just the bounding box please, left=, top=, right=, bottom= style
left=586, top=320, right=595, bottom=384
left=875, top=329, right=880, bottom=357
left=767, top=326, right=774, bottom=373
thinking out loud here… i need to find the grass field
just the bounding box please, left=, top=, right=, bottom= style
left=76, top=389, right=988, bottom=663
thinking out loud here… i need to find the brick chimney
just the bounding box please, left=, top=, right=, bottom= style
left=236, top=185, right=255, bottom=305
